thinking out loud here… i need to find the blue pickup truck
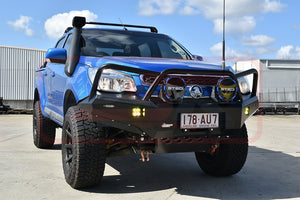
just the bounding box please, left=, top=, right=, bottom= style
left=33, top=16, right=258, bottom=189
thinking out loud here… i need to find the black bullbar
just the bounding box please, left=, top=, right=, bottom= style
left=77, top=64, right=258, bottom=138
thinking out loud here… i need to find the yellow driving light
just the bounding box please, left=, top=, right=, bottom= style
left=216, top=78, right=238, bottom=101
left=132, top=107, right=146, bottom=117
left=245, top=106, right=250, bottom=115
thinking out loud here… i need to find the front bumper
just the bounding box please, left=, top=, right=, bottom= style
left=78, top=93, right=258, bottom=139
left=78, top=64, right=258, bottom=153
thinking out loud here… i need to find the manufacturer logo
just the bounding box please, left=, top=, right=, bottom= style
left=189, top=85, right=203, bottom=99
left=163, top=77, right=186, bottom=101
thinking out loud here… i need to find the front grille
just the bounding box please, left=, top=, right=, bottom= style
left=140, top=74, right=227, bottom=86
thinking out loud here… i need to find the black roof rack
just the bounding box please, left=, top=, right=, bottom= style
left=86, top=22, right=158, bottom=33
left=72, top=16, right=158, bottom=33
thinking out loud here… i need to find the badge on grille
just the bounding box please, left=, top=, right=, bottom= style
left=189, top=85, right=203, bottom=99
left=162, top=77, right=186, bottom=102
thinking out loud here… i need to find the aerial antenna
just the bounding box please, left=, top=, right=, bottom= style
left=118, top=18, right=127, bottom=31
left=222, top=0, right=226, bottom=70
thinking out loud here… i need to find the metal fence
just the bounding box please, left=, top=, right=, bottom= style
left=0, top=46, right=46, bottom=100
left=261, top=87, right=300, bottom=103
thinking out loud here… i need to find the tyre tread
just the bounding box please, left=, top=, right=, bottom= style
left=33, top=101, right=56, bottom=149
left=195, top=124, right=248, bottom=176
left=62, top=107, right=106, bottom=189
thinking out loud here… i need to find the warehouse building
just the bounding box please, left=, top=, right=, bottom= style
left=234, top=59, right=300, bottom=113
left=0, top=45, right=46, bottom=110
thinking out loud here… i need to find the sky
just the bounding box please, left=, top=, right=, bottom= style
left=1, top=0, right=300, bottom=63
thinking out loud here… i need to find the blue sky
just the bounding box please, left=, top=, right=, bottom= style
left=1, top=0, right=300, bottom=62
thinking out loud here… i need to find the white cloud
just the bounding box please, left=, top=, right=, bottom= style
left=44, top=10, right=98, bottom=39
left=209, top=42, right=275, bottom=61
left=276, top=45, right=300, bottom=59
left=292, top=24, right=300, bottom=31
left=224, top=35, right=277, bottom=58
left=210, top=42, right=245, bottom=58
left=241, top=35, right=276, bottom=47
left=209, top=42, right=222, bottom=55
left=7, top=15, right=34, bottom=36
left=213, top=16, right=256, bottom=35
left=180, top=5, right=200, bottom=15
left=138, top=0, right=181, bottom=16
left=256, top=46, right=275, bottom=55
left=137, top=0, right=284, bottom=58
left=182, top=0, right=284, bottom=19
left=182, top=0, right=284, bottom=35
left=137, top=0, right=285, bottom=18
left=263, top=0, right=284, bottom=13
left=138, top=0, right=285, bottom=35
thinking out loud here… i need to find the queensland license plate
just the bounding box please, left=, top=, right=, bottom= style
left=180, top=113, right=219, bottom=129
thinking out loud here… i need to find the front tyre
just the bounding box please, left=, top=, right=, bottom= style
left=62, top=107, right=106, bottom=189
left=33, top=100, right=56, bottom=149
left=195, top=124, right=248, bottom=176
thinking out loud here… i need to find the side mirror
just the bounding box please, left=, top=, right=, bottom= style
left=193, top=55, right=203, bottom=61
left=45, top=48, right=67, bottom=64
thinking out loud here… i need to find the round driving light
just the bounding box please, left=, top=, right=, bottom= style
left=162, top=77, right=186, bottom=102
left=216, top=78, right=237, bottom=101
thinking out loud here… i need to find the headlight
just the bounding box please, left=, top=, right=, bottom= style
left=88, top=68, right=137, bottom=93
left=238, top=77, right=250, bottom=95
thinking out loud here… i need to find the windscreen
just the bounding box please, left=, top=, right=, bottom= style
left=81, top=29, right=191, bottom=60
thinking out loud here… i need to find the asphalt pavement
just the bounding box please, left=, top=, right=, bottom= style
left=0, top=114, right=299, bottom=200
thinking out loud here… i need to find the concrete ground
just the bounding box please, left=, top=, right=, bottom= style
left=0, top=114, right=299, bottom=200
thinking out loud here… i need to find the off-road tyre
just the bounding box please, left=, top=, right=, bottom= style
left=195, top=124, right=248, bottom=176
left=33, top=100, right=56, bottom=149
left=62, top=106, right=106, bottom=189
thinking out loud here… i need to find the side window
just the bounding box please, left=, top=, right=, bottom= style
left=157, top=40, right=188, bottom=59
left=55, top=37, right=65, bottom=48
left=63, top=34, right=72, bottom=55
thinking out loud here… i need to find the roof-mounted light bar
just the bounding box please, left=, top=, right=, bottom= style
left=72, top=16, right=158, bottom=33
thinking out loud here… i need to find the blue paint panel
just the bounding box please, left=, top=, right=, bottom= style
left=34, top=29, right=234, bottom=125
left=67, top=63, right=92, bottom=102
left=45, top=48, right=67, bottom=60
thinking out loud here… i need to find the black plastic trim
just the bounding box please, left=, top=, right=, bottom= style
left=86, top=22, right=158, bottom=33
left=64, top=29, right=81, bottom=76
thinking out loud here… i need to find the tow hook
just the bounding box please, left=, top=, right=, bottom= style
left=141, top=151, right=150, bottom=162
left=210, top=145, right=218, bottom=155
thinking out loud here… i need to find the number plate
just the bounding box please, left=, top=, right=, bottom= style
left=180, top=113, right=219, bottom=129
